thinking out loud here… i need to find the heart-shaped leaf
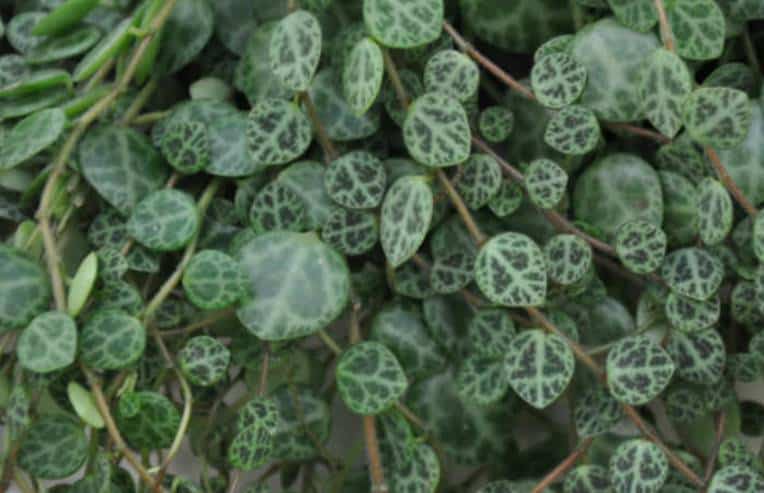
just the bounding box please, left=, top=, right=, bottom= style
left=0, top=245, right=50, bottom=329
left=116, top=391, right=180, bottom=451
left=639, top=48, right=693, bottom=138
left=127, top=190, right=199, bottom=252
left=336, top=341, right=408, bottom=415
left=696, top=178, right=733, bottom=245
left=364, top=0, right=443, bottom=49
left=403, top=92, right=471, bottom=167
left=607, top=0, right=657, bottom=32
left=544, top=105, right=600, bottom=155
left=157, top=0, right=214, bottom=74
left=564, top=464, right=611, bottom=493
left=531, top=52, right=587, bottom=109
left=665, top=291, right=720, bottom=333
left=661, top=247, right=723, bottom=301
left=505, top=329, right=574, bottom=409
left=309, top=68, right=381, bottom=141
left=342, top=37, right=384, bottom=115
left=609, top=439, right=668, bottom=493
left=178, top=336, right=231, bottom=387
left=682, top=87, right=752, bottom=149
left=237, top=232, right=350, bottom=340
left=525, top=158, right=568, bottom=209
left=249, top=181, right=307, bottom=234
left=325, top=151, right=386, bottom=209
left=666, top=0, right=725, bottom=60
left=430, top=251, right=475, bottom=294
left=424, top=49, right=480, bottom=102
left=228, top=422, right=273, bottom=470
left=666, top=328, right=726, bottom=384
left=17, top=415, right=88, bottom=479
left=708, top=465, right=764, bottom=493
left=607, top=335, right=675, bottom=405
left=488, top=181, right=524, bottom=218
left=321, top=206, right=379, bottom=256
left=615, top=219, right=667, bottom=274
left=468, top=308, right=516, bottom=358
left=270, top=10, right=322, bottom=92
left=380, top=175, right=433, bottom=267
left=544, top=234, right=592, bottom=285
left=182, top=249, right=247, bottom=310
left=160, top=120, right=210, bottom=174
left=478, top=105, right=514, bottom=143
left=475, top=232, right=547, bottom=307
left=574, top=386, right=624, bottom=438
left=17, top=311, right=77, bottom=373
left=456, top=355, right=510, bottom=405
left=80, top=309, right=146, bottom=370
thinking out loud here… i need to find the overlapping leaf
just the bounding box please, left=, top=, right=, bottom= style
left=609, top=439, right=668, bottom=493
left=380, top=175, right=433, bottom=267
left=342, top=37, right=384, bottom=115
left=178, top=336, right=231, bottom=387
left=270, top=10, right=322, bottom=92
left=364, top=0, right=444, bottom=48
left=17, top=311, right=77, bottom=373
left=336, top=341, right=408, bottom=415
left=682, top=87, right=752, bottom=149
left=531, top=52, right=587, bottom=109
left=424, top=49, right=480, bottom=102
left=639, top=48, right=692, bottom=138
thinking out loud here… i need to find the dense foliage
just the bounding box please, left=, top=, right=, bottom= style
left=0, top=0, right=764, bottom=492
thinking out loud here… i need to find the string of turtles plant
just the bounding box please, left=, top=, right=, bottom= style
left=0, top=0, right=764, bottom=492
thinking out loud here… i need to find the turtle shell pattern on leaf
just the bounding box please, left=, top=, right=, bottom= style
left=336, top=341, right=408, bottom=415
left=606, top=335, right=675, bottom=405
left=403, top=92, right=471, bottom=168
left=609, top=439, right=668, bottom=493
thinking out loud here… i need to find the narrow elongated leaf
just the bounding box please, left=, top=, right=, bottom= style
left=67, top=252, right=98, bottom=317
left=475, top=232, right=547, bottom=307
left=0, top=108, right=66, bottom=170
left=505, top=329, right=574, bottom=409
left=32, top=0, right=100, bottom=36
left=270, top=10, right=322, bottom=92
left=380, top=175, right=433, bottom=267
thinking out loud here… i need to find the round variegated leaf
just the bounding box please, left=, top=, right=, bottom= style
left=7, top=12, right=46, bottom=54
left=661, top=247, right=723, bottom=301
left=17, top=311, right=76, bottom=373
left=666, top=328, right=726, bottom=384
left=424, top=49, right=479, bottom=102
left=380, top=175, right=433, bottom=267
left=127, top=190, right=199, bottom=252
left=666, top=0, right=725, bottom=61
left=269, top=10, right=321, bottom=92
left=249, top=182, right=307, bottom=234
left=182, top=250, right=247, bottom=310
left=607, top=0, right=657, bottom=31
left=456, top=153, right=502, bottom=210
left=80, top=309, right=146, bottom=370
left=246, top=99, right=313, bottom=167
left=17, top=415, right=88, bottom=480
left=665, top=292, right=720, bottom=333
left=525, top=158, right=568, bottom=209
left=93, top=280, right=143, bottom=316
left=639, top=48, right=693, bottom=138
left=479, top=105, right=514, bottom=143
left=237, top=397, right=280, bottom=433
left=160, top=120, right=210, bottom=174
left=321, top=206, right=379, bottom=256
left=665, top=386, right=707, bottom=423
left=717, top=436, right=758, bottom=469
left=363, top=0, right=443, bottom=49
left=178, top=336, right=231, bottom=387
left=609, top=439, right=668, bottom=493
left=753, top=211, right=764, bottom=262
left=0, top=245, right=50, bottom=329
left=708, top=465, right=764, bottom=493
left=88, top=209, right=127, bottom=248
left=392, top=260, right=435, bottom=299
left=607, top=335, right=675, bottom=405
left=475, top=232, right=547, bottom=307
left=116, top=391, right=180, bottom=451
left=430, top=251, right=474, bottom=294
left=544, top=105, right=600, bottom=155
left=697, top=178, right=733, bottom=245
left=342, top=37, right=384, bottom=115
left=682, top=87, right=752, bottom=149
left=531, top=53, right=587, bottom=109
left=489, top=181, right=523, bottom=218
left=505, top=329, right=574, bottom=409
left=544, top=234, right=592, bottom=285
left=534, top=34, right=575, bottom=62
left=370, top=304, right=445, bottom=379
left=574, top=386, right=624, bottom=437
left=336, top=341, right=407, bottom=415
left=325, top=151, right=386, bottom=209
left=385, top=441, right=440, bottom=493
left=237, top=232, right=350, bottom=340
left=79, top=126, right=168, bottom=214
left=403, top=92, right=471, bottom=168
left=228, top=422, right=273, bottom=470
left=0, top=108, right=66, bottom=170
left=455, top=355, right=510, bottom=405
left=727, top=353, right=764, bottom=382
left=564, top=464, right=611, bottom=493
left=615, top=220, right=667, bottom=274
left=468, top=308, right=516, bottom=358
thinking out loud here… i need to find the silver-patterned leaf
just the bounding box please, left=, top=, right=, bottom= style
left=269, top=10, right=322, bottom=91
left=380, top=175, right=433, bottom=267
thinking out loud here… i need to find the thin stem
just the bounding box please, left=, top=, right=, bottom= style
left=742, top=25, right=763, bottom=89
left=158, top=371, right=192, bottom=474
left=317, top=330, right=343, bottom=356
left=83, top=368, right=162, bottom=491
left=38, top=216, right=66, bottom=310
left=436, top=170, right=487, bottom=245
left=703, top=412, right=726, bottom=484
left=363, top=416, right=388, bottom=493
left=160, top=308, right=235, bottom=336
left=706, top=147, right=758, bottom=217
left=531, top=438, right=593, bottom=493
left=257, top=347, right=270, bottom=397
left=442, top=21, right=535, bottom=100
left=226, top=470, right=240, bottom=493
left=131, top=110, right=171, bottom=126
left=301, top=92, right=338, bottom=162
left=142, top=178, right=221, bottom=325
left=605, top=122, right=671, bottom=145
left=120, top=78, right=158, bottom=125
left=382, top=49, right=410, bottom=109
left=654, top=0, right=675, bottom=52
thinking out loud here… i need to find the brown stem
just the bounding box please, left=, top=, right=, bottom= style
left=706, top=147, right=758, bottom=217
left=654, top=0, right=675, bottom=52
left=363, top=416, right=388, bottom=493
left=382, top=48, right=410, bottom=109
left=160, top=308, right=235, bottom=336
left=301, top=92, right=339, bottom=162
left=442, top=21, right=535, bottom=101
left=257, top=348, right=270, bottom=397
left=531, top=438, right=593, bottom=493
left=436, top=170, right=487, bottom=245
left=605, top=122, right=671, bottom=145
